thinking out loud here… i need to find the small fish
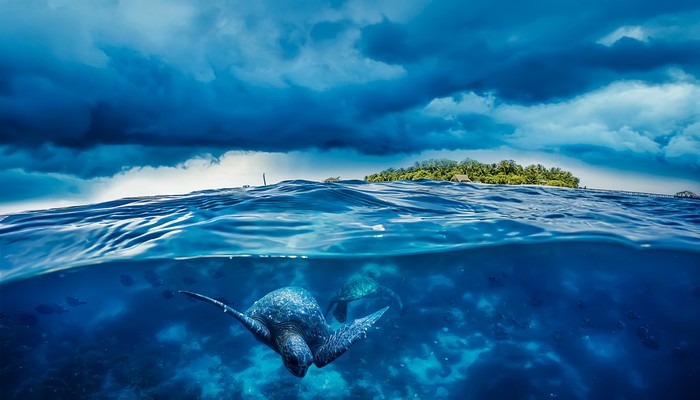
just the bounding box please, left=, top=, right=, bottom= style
left=120, top=274, right=135, bottom=286
left=65, top=297, right=87, bottom=307
left=162, top=289, right=175, bottom=299
left=182, top=277, right=197, bottom=286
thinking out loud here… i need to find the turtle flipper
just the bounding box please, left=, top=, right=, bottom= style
left=179, top=290, right=271, bottom=342
left=314, top=306, right=388, bottom=368
left=332, top=301, right=349, bottom=323
left=378, top=286, right=403, bottom=311
left=324, top=300, right=337, bottom=318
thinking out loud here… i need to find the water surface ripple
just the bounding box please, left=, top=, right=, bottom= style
left=1, top=180, right=698, bottom=282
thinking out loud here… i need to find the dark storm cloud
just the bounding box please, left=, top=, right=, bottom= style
left=357, top=10, right=700, bottom=102
left=0, top=0, right=698, bottom=181
left=0, top=169, right=86, bottom=203
left=0, top=144, right=211, bottom=178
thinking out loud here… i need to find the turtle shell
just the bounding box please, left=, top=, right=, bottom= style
left=333, top=277, right=380, bottom=302
left=246, top=287, right=330, bottom=348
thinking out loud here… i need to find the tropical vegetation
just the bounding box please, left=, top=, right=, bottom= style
left=364, top=159, right=580, bottom=188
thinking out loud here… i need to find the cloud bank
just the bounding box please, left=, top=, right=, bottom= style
left=1, top=0, right=699, bottom=208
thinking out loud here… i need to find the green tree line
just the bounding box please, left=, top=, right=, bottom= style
left=364, top=159, right=580, bottom=188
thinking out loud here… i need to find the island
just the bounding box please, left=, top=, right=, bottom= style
left=364, top=159, right=581, bottom=189
left=675, top=191, right=699, bottom=199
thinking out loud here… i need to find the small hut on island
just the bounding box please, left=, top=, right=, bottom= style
left=450, top=174, right=471, bottom=183
left=324, top=177, right=341, bottom=183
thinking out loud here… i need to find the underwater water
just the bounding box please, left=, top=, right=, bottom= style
left=1, top=180, right=699, bottom=399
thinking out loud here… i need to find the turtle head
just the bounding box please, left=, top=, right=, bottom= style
left=280, top=333, right=313, bottom=378
left=366, top=270, right=379, bottom=279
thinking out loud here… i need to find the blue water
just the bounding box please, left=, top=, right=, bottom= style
left=1, top=180, right=699, bottom=399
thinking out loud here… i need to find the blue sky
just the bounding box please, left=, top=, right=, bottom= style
left=1, top=0, right=699, bottom=212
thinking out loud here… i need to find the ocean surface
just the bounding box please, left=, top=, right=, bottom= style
left=1, top=180, right=699, bottom=399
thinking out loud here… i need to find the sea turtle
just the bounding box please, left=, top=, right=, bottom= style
left=325, top=275, right=403, bottom=323
left=180, top=287, right=388, bottom=378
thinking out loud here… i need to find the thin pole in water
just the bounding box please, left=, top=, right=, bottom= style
left=263, top=173, right=267, bottom=186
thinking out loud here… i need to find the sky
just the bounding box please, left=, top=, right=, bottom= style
left=1, top=0, right=699, bottom=213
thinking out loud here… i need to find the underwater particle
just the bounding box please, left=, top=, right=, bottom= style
left=627, top=311, right=640, bottom=320
left=120, top=274, right=135, bottom=286
left=18, top=313, right=38, bottom=326
left=530, top=296, right=543, bottom=307
left=617, top=320, right=626, bottom=329
left=162, top=290, right=175, bottom=299
left=182, top=277, right=198, bottom=285
left=179, top=287, right=388, bottom=378
left=65, top=297, right=87, bottom=307
left=577, top=300, right=586, bottom=309
left=143, top=270, right=164, bottom=287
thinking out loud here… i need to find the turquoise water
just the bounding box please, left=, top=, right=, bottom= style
left=1, top=181, right=699, bottom=399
